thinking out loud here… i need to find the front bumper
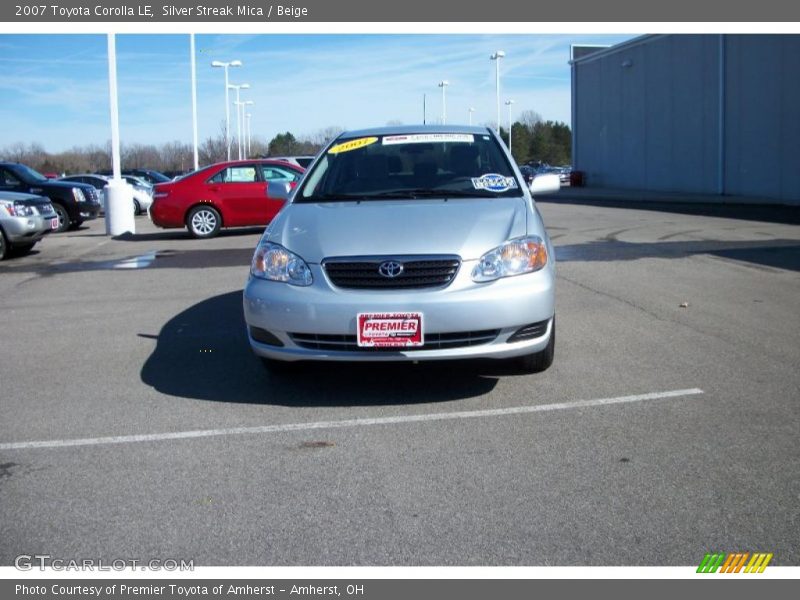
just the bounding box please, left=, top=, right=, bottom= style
left=243, top=260, right=555, bottom=362
left=77, top=201, right=101, bottom=220
left=1, top=214, right=54, bottom=243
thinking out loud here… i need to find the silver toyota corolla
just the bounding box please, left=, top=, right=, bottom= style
left=243, top=125, right=559, bottom=373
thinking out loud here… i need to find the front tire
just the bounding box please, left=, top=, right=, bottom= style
left=133, top=199, right=141, bottom=215
left=0, top=229, right=8, bottom=260
left=53, top=203, right=70, bottom=232
left=518, top=317, right=555, bottom=374
left=186, top=205, right=221, bottom=239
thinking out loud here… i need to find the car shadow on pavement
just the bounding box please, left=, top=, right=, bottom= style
left=114, top=227, right=265, bottom=242
left=538, top=197, right=800, bottom=226
left=556, top=239, right=800, bottom=272
left=140, top=291, right=500, bottom=406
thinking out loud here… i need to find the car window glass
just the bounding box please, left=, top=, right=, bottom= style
left=210, top=166, right=258, bottom=184
left=0, top=169, right=23, bottom=188
left=262, top=167, right=299, bottom=182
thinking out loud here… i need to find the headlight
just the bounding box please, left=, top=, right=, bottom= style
left=251, top=242, right=313, bottom=286
left=72, top=187, right=86, bottom=202
left=0, top=200, right=35, bottom=217
left=471, top=236, right=548, bottom=282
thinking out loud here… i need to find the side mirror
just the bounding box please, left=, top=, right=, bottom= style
left=267, top=181, right=292, bottom=201
left=529, top=173, right=560, bottom=195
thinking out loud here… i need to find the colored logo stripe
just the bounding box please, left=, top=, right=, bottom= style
left=745, top=553, right=773, bottom=573
left=697, top=553, right=726, bottom=573
left=697, top=552, right=773, bottom=573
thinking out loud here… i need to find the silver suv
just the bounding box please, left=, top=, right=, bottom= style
left=244, top=126, right=559, bottom=373
left=0, top=191, right=58, bottom=260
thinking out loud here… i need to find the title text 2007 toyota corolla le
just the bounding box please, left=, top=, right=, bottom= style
left=243, top=125, right=559, bottom=373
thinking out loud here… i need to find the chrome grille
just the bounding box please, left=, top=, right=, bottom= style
left=289, top=329, right=500, bottom=352
left=323, top=256, right=460, bottom=290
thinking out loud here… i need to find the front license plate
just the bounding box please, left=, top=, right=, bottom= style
left=357, top=312, right=424, bottom=348
left=50, top=217, right=59, bottom=230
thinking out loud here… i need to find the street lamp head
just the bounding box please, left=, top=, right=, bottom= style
left=211, top=60, right=225, bottom=67
left=491, top=50, right=506, bottom=60
left=244, top=100, right=254, bottom=106
left=230, top=60, right=242, bottom=67
left=240, top=83, right=250, bottom=90
left=438, top=80, right=450, bottom=87
left=505, top=99, right=515, bottom=106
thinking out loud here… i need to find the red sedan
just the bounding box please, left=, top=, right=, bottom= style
left=149, top=159, right=304, bottom=238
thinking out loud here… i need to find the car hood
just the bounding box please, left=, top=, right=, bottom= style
left=28, top=180, right=95, bottom=194
left=0, top=191, right=47, bottom=202
left=267, top=196, right=529, bottom=263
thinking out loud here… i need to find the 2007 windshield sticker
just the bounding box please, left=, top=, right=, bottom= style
left=328, top=137, right=379, bottom=154
left=471, top=173, right=519, bottom=192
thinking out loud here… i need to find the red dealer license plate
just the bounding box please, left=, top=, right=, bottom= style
left=357, top=312, right=424, bottom=348
left=50, top=217, right=59, bottom=230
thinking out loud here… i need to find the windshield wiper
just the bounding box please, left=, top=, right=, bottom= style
left=368, top=188, right=501, bottom=199
left=300, top=193, right=371, bottom=202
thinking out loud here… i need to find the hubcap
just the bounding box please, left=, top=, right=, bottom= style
left=191, top=209, right=217, bottom=235
left=55, top=207, right=66, bottom=229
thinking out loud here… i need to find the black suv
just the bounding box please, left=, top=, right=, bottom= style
left=0, top=162, right=101, bottom=232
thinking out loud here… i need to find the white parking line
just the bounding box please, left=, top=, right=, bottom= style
left=0, top=388, right=703, bottom=451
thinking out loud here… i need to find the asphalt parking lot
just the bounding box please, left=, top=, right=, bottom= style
left=1, top=199, right=799, bottom=566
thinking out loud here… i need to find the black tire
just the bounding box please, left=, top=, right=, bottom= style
left=517, top=317, right=555, bottom=374
left=52, top=203, right=70, bottom=233
left=133, top=199, right=141, bottom=216
left=186, top=205, right=221, bottom=239
left=0, top=228, right=7, bottom=260
left=9, top=242, right=35, bottom=257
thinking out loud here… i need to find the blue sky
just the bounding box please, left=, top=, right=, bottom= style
left=0, top=33, right=633, bottom=151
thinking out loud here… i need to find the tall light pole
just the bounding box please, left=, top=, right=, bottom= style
left=242, top=100, right=254, bottom=158
left=438, top=80, right=449, bottom=125
left=505, top=99, right=515, bottom=154
left=190, top=34, right=199, bottom=171
left=468, top=107, right=475, bottom=126
left=246, top=112, right=252, bottom=158
left=229, top=83, right=250, bottom=160
left=490, top=50, right=505, bottom=133
left=211, top=59, right=242, bottom=161
left=104, top=34, right=134, bottom=235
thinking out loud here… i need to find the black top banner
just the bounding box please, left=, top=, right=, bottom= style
left=2, top=0, right=800, bottom=22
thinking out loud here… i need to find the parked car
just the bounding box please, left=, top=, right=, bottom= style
left=121, top=174, right=153, bottom=190
left=268, top=155, right=316, bottom=169
left=0, top=191, right=58, bottom=260
left=124, top=169, right=172, bottom=185
left=149, top=159, right=305, bottom=238
left=0, top=162, right=101, bottom=232
left=59, top=174, right=153, bottom=215
left=518, top=165, right=537, bottom=187
left=243, top=125, right=560, bottom=373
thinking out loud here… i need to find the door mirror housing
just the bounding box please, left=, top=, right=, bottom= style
left=529, top=173, right=561, bottom=195
left=267, top=181, right=292, bottom=201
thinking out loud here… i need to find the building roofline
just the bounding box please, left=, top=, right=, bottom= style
left=570, top=34, right=666, bottom=65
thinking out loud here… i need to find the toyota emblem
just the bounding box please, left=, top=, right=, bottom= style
left=378, top=261, right=404, bottom=278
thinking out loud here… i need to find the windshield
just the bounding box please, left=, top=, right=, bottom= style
left=144, top=171, right=171, bottom=183
left=13, top=164, right=48, bottom=182
left=297, top=132, right=521, bottom=202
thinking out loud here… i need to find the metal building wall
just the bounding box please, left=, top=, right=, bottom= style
left=573, top=34, right=800, bottom=203
left=724, top=35, right=800, bottom=201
